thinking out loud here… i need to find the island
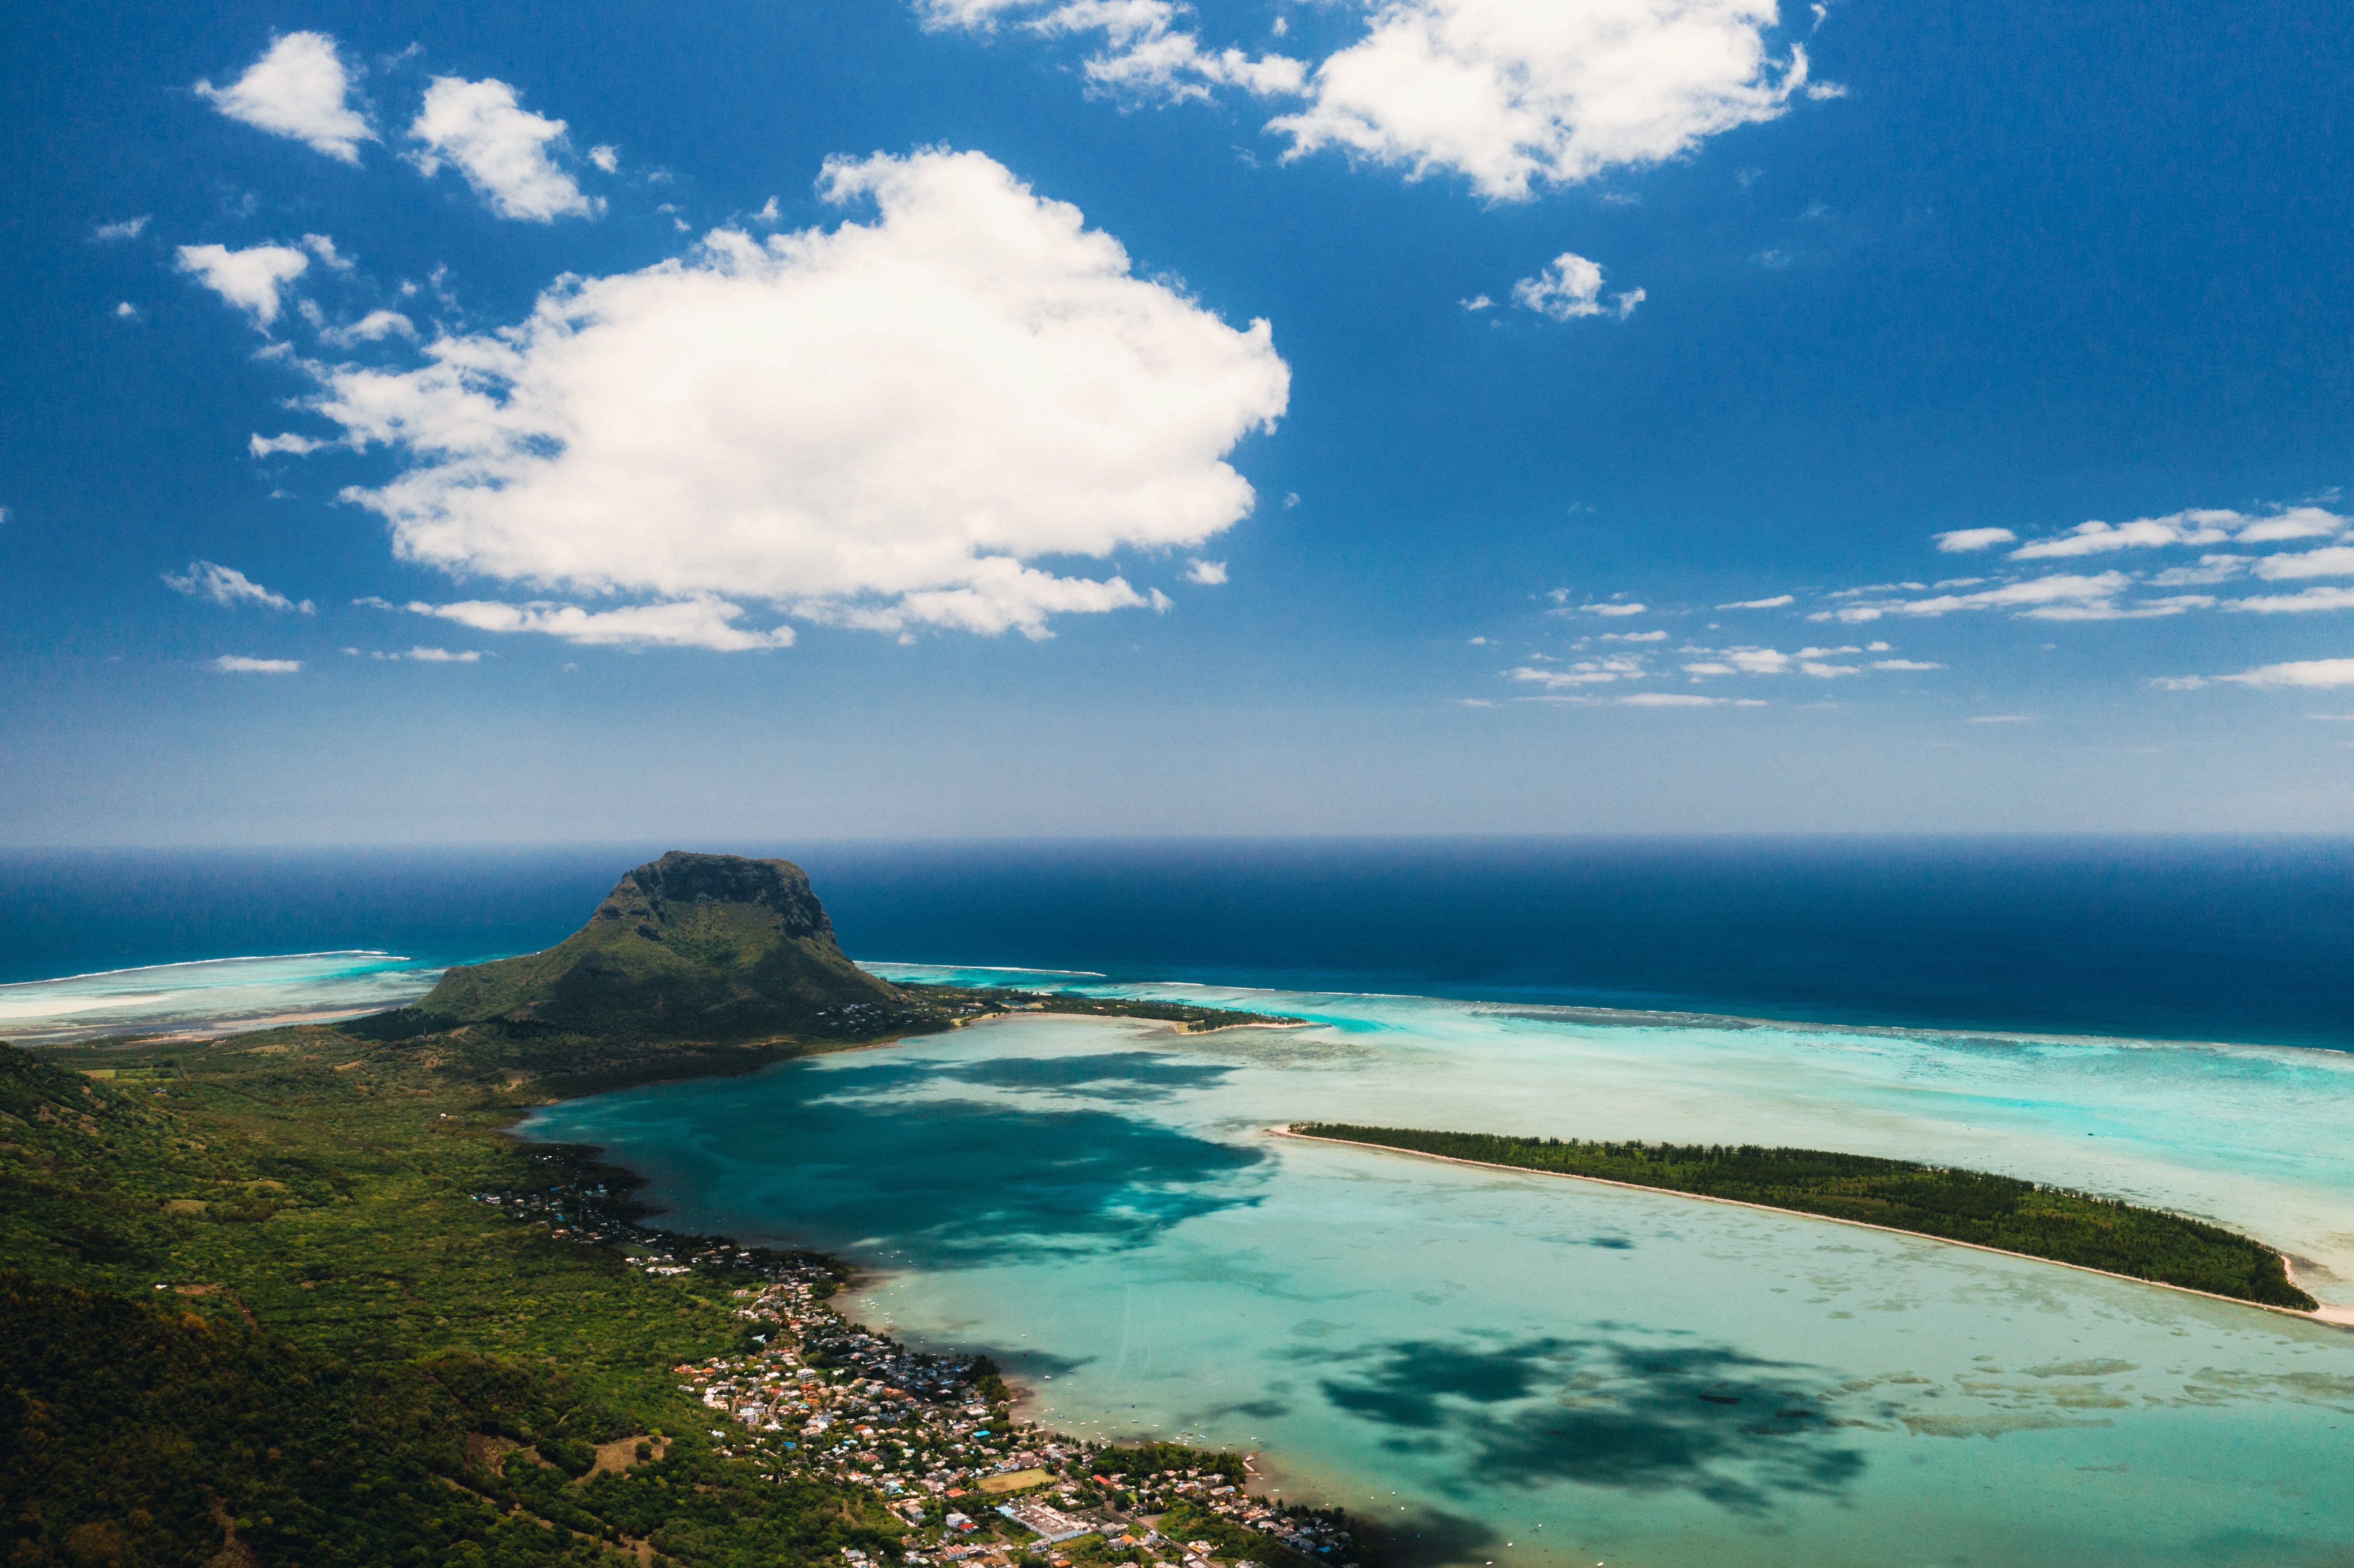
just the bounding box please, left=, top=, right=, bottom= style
left=0, top=853, right=1354, bottom=1568
left=1283, top=1123, right=2319, bottom=1312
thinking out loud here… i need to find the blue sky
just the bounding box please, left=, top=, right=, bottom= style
left=4, top=0, right=2351, bottom=841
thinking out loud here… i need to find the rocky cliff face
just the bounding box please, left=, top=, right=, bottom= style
left=400, top=852, right=912, bottom=1042
left=591, top=852, right=835, bottom=943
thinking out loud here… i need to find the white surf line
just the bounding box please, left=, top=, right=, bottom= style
left=1272, top=1126, right=2345, bottom=1328
left=0, top=949, right=411, bottom=989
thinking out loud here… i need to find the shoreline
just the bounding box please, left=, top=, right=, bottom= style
left=504, top=1014, right=1377, bottom=1564
left=1273, top=1126, right=2350, bottom=1328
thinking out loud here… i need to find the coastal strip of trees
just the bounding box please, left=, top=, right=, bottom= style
left=896, top=983, right=1305, bottom=1033
left=1287, top=1124, right=2318, bottom=1312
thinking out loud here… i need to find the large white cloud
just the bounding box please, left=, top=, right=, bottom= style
left=928, top=0, right=1822, bottom=201
left=411, top=77, right=600, bottom=221
left=175, top=243, right=308, bottom=328
left=196, top=33, right=375, bottom=163
left=289, top=149, right=1287, bottom=644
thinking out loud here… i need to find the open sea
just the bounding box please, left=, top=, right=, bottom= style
left=7, top=838, right=2354, bottom=1566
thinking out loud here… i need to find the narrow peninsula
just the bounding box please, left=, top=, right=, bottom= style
left=1285, top=1123, right=2319, bottom=1313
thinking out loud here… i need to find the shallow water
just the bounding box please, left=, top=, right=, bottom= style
left=0, top=951, right=439, bottom=1043
left=522, top=980, right=2354, bottom=1568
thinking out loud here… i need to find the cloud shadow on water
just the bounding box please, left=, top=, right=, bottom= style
left=926, top=1052, right=1239, bottom=1101
left=1304, top=1334, right=1867, bottom=1515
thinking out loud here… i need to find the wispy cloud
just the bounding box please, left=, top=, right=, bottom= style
left=371, top=646, right=483, bottom=662
left=392, top=597, right=795, bottom=652
left=2225, top=586, right=2354, bottom=614
left=208, top=654, right=302, bottom=673
left=163, top=560, right=314, bottom=613
left=1716, top=593, right=1793, bottom=609
left=2217, top=659, right=2354, bottom=689
left=1616, top=693, right=1766, bottom=707
left=1931, top=527, right=2015, bottom=553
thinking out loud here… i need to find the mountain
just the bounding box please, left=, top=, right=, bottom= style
left=398, top=851, right=915, bottom=1042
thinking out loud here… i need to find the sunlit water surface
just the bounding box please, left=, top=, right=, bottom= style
left=522, top=973, right=2354, bottom=1568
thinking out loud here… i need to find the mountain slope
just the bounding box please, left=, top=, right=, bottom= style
left=403, top=852, right=910, bottom=1042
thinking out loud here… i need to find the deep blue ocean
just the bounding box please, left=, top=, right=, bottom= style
left=5, top=837, right=2351, bottom=1049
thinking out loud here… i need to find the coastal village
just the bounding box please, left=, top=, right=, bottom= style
left=472, top=1163, right=1372, bottom=1568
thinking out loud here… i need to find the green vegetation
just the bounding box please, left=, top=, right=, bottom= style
left=896, top=983, right=1305, bottom=1033
left=1290, top=1124, right=2319, bottom=1311
left=0, top=1027, right=911, bottom=1568
left=389, top=852, right=935, bottom=1048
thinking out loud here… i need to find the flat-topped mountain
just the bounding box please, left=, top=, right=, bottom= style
left=402, top=851, right=911, bottom=1042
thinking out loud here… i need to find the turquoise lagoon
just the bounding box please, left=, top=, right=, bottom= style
left=522, top=974, right=2354, bottom=1568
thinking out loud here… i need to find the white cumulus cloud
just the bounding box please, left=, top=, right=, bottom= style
left=1184, top=559, right=1229, bottom=585
left=2250, top=545, right=2354, bottom=580
left=209, top=655, right=302, bottom=673
left=163, top=560, right=314, bottom=613
left=932, top=0, right=1822, bottom=202
left=93, top=215, right=150, bottom=240
left=175, top=243, right=308, bottom=328
left=1716, top=593, right=1792, bottom=608
left=1268, top=0, right=1818, bottom=200
left=1511, top=252, right=1643, bottom=320
left=196, top=33, right=375, bottom=163
left=288, top=150, right=1287, bottom=644
left=411, top=77, right=601, bottom=221
left=2233, top=505, right=2344, bottom=542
